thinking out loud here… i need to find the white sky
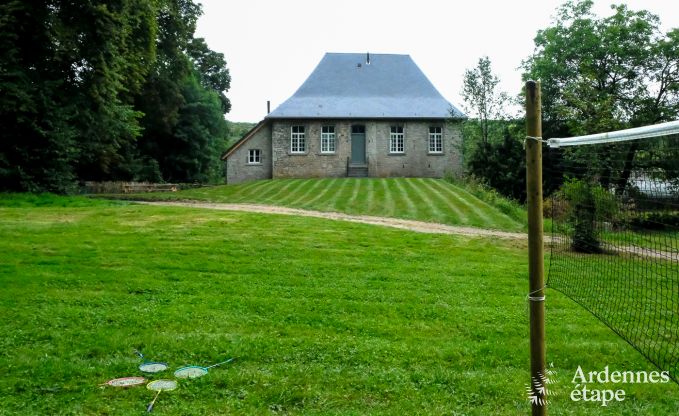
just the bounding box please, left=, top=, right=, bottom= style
left=195, top=0, right=679, bottom=122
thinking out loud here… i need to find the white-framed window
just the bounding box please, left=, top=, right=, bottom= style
left=429, top=126, right=443, bottom=153
left=291, top=125, right=306, bottom=153
left=247, top=149, right=261, bottom=164
left=321, top=125, right=336, bottom=153
left=389, top=125, right=404, bottom=153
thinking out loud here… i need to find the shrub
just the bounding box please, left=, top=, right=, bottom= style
left=559, top=178, right=620, bottom=253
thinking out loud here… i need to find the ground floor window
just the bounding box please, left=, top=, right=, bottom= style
left=321, top=125, right=336, bottom=153
left=247, top=149, right=261, bottom=164
left=390, top=125, right=404, bottom=153
left=291, top=125, right=306, bottom=153
left=429, top=126, right=442, bottom=153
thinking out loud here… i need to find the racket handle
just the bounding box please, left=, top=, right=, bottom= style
left=206, top=358, right=235, bottom=369
left=147, top=390, right=161, bottom=413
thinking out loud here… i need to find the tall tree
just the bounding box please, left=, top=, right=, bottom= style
left=461, top=56, right=509, bottom=145
left=0, top=0, right=157, bottom=191
left=459, top=56, right=524, bottom=201
left=135, top=0, right=229, bottom=183
left=523, top=0, right=679, bottom=193
left=188, top=37, right=231, bottom=114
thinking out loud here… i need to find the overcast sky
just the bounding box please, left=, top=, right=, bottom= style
left=195, top=0, right=679, bottom=122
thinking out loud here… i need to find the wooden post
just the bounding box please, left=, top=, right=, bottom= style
left=525, top=80, right=546, bottom=416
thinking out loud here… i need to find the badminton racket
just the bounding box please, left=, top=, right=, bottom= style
left=100, top=376, right=146, bottom=387
left=134, top=349, right=168, bottom=373
left=146, top=379, right=177, bottom=413
left=174, top=358, right=234, bottom=379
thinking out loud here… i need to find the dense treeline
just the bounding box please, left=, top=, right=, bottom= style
left=0, top=0, right=230, bottom=193
left=461, top=0, right=678, bottom=202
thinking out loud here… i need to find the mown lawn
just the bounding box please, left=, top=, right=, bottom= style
left=0, top=195, right=677, bottom=415
left=123, top=178, right=526, bottom=232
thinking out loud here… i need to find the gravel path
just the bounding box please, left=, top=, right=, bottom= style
left=137, top=201, right=527, bottom=239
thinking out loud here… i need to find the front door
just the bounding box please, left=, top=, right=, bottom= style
left=351, top=125, right=366, bottom=164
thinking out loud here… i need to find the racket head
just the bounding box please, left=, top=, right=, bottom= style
left=147, top=379, right=178, bottom=392
left=138, top=361, right=168, bottom=373
left=104, top=376, right=146, bottom=387
left=174, top=366, right=208, bottom=379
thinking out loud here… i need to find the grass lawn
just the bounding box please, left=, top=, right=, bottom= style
left=0, top=195, right=677, bottom=414
left=120, top=178, right=526, bottom=232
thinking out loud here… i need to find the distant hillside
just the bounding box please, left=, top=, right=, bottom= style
left=225, top=121, right=257, bottom=148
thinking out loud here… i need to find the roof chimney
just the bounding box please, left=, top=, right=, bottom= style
left=267, top=100, right=270, bottom=114
left=366, top=52, right=370, bottom=65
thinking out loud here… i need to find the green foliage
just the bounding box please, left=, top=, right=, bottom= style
left=0, top=193, right=124, bottom=208
left=444, top=175, right=526, bottom=225
left=135, top=0, right=229, bottom=184
left=188, top=37, right=231, bottom=113
left=459, top=56, right=526, bottom=203
left=523, top=0, right=679, bottom=193
left=559, top=178, right=620, bottom=252
left=0, top=0, right=230, bottom=192
left=460, top=56, right=508, bottom=145
left=465, top=125, right=527, bottom=203
left=630, top=211, right=679, bottom=231
left=225, top=121, right=257, bottom=147
left=169, top=74, right=229, bottom=183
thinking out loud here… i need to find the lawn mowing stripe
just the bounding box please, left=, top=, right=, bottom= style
left=379, top=178, right=396, bottom=217
left=446, top=182, right=522, bottom=229
left=346, top=178, right=362, bottom=209
left=391, top=178, right=418, bottom=219
left=248, top=179, right=286, bottom=201
left=385, top=178, right=406, bottom=218
left=452, top=183, right=523, bottom=229
left=260, top=179, right=299, bottom=203
left=318, top=178, right=349, bottom=211
left=304, top=178, right=340, bottom=207
left=231, top=179, right=273, bottom=201
left=427, top=180, right=490, bottom=226
left=287, top=178, right=328, bottom=206
left=417, top=178, right=463, bottom=224
left=263, top=179, right=307, bottom=204
left=365, top=179, right=376, bottom=214
left=229, top=181, right=274, bottom=203
left=281, top=178, right=316, bottom=206
left=333, top=178, right=365, bottom=213
left=400, top=178, right=443, bottom=222
left=276, top=179, right=312, bottom=206
left=230, top=179, right=262, bottom=195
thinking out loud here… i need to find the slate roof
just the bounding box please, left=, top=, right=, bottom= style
left=267, top=53, right=465, bottom=119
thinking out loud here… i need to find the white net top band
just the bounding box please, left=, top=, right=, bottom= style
left=548, top=120, right=679, bottom=148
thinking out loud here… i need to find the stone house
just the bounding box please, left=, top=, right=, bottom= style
left=222, top=53, right=465, bottom=183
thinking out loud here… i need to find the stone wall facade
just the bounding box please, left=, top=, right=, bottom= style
left=225, top=123, right=272, bottom=184
left=270, top=119, right=462, bottom=179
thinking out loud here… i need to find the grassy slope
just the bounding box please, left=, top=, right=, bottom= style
left=0, top=196, right=677, bottom=415
left=124, top=178, right=526, bottom=232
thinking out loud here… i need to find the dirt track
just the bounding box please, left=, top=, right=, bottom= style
left=134, top=201, right=678, bottom=260
left=137, top=201, right=527, bottom=239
